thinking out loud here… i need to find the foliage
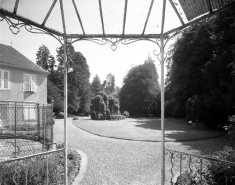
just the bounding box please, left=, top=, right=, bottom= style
left=1, top=147, right=81, bottom=185
left=174, top=147, right=235, bottom=185
left=207, top=146, right=235, bottom=185
left=36, top=45, right=55, bottom=72
left=224, top=115, right=235, bottom=146
left=119, top=56, right=160, bottom=116
left=109, top=96, right=119, bottom=115
left=123, top=111, right=130, bottom=118
left=113, top=103, right=120, bottom=115
left=110, top=86, right=121, bottom=99
left=47, top=80, right=64, bottom=113
left=165, top=8, right=235, bottom=127
left=56, top=44, right=91, bottom=114
left=110, top=115, right=126, bottom=120
left=98, top=91, right=109, bottom=107
left=185, top=95, right=216, bottom=128
left=90, top=91, right=122, bottom=120
left=91, top=75, right=102, bottom=95
left=36, top=45, right=58, bottom=83
left=174, top=167, right=210, bottom=185
left=36, top=44, right=91, bottom=114
left=102, top=73, right=115, bottom=95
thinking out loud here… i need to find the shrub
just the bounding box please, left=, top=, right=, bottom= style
left=208, top=146, right=235, bottom=185
left=1, top=146, right=81, bottom=185
left=174, top=147, right=235, bottom=185
left=174, top=167, right=210, bottom=185
left=47, top=80, right=64, bottom=113
left=73, top=117, right=79, bottom=120
left=224, top=115, right=235, bottom=146
left=123, top=111, right=130, bottom=118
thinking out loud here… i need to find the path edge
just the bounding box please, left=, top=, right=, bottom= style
left=72, top=149, right=88, bottom=185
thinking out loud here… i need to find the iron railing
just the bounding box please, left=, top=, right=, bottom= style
left=0, top=149, right=64, bottom=185
left=0, top=101, right=54, bottom=160
left=165, top=148, right=235, bottom=185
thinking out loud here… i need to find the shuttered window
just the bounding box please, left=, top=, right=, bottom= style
left=23, top=74, right=36, bottom=92
left=0, top=70, right=10, bottom=90
left=31, top=75, right=36, bottom=92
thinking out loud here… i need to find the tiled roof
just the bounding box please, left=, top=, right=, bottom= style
left=0, top=43, right=47, bottom=74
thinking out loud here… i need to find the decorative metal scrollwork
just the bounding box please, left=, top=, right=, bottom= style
left=69, top=37, right=161, bottom=51
left=165, top=148, right=235, bottom=185
left=0, top=14, right=64, bottom=45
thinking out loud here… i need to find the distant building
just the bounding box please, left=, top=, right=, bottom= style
left=0, top=43, right=48, bottom=104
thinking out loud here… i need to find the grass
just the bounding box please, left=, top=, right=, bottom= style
left=73, top=117, right=226, bottom=142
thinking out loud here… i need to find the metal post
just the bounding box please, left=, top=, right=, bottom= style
left=160, top=36, right=165, bottom=185
left=43, top=104, right=46, bottom=152
left=160, top=0, right=167, bottom=184
left=63, top=36, right=68, bottom=185
left=37, top=103, right=40, bottom=141
left=15, top=102, right=17, bottom=157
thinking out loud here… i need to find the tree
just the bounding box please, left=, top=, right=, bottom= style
left=36, top=45, right=62, bottom=107
left=119, top=56, right=160, bottom=116
left=56, top=44, right=91, bottom=113
left=166, top=8, right=235, bottom=128
left=102, top=73, right=115, bottom=94
left=47, top=80, right=64, bottom=113
left=109, top=97, right=119, bottom=115
left=36, top=45, right=50, bottom=71
left=36, top=45, right=58, bottom=83
left=165, top=24, right=212, bottom=118
left=91, top=75, right=102, bottom=95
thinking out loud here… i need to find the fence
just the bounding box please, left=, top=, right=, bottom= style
left=0, top=101, right=54, bottom=160
left=165, top=148, right=235, bottom=185
left=0, top=149, right=64, bottom=185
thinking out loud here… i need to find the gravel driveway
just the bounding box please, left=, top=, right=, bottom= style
left=53, top=118, right=229, bottom=185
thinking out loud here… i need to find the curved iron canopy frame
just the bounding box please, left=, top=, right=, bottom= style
left=1, top=1, right=235, bottom=184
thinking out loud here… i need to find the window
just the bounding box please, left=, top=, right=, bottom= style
left=23, top=74, right=36, bottom=92
left=0, top=69, right=10, bottom=90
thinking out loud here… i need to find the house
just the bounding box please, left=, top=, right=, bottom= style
left=0, top=43, right=48, bottom=104
left=0, top=43, right=48, bottom=127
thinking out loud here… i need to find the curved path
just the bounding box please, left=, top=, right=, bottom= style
left=53, top=118, right=229, bottom=185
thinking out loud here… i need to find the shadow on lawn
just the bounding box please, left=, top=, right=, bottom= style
left=133, top=118, right=228, bottom=155
left=133, top=118, right=207, bottom=131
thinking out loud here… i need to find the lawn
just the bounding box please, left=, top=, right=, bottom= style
left=73, top=117, right=226, bottom=142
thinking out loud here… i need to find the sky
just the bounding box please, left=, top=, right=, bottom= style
left=0, top=0, right=186, bottom=87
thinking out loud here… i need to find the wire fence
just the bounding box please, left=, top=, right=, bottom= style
left=0, top=101, right=54, bottom=161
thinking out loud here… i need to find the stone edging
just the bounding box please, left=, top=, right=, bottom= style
left=72, top=149, right=88, bottom=185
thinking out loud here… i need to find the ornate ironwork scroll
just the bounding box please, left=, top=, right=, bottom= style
left=0, top=14, right=64, bottom=45
left=165, top=148, right=235, bottom=185
left=68, top=37, right=161, bottom=51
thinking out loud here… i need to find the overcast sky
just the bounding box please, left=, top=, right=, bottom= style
left=0, top=0, right=185, bottom=87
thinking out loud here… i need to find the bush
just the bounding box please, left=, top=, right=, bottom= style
left=174, top=167, right=210, bottom=185
left=224, top=115, right=235, bottom=146
left=208, top=146, right=235, bottom=185
left=109, top=115, right=125, bottom=120
left=174, top=147, right=235, bottom=185
left=1, top=146, right=81, bottom=185
left=73, top=117, right=79, bottom=120
left=123, top=111, right=130, bottom=118
left=47, top=80, right=64, bottom=113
